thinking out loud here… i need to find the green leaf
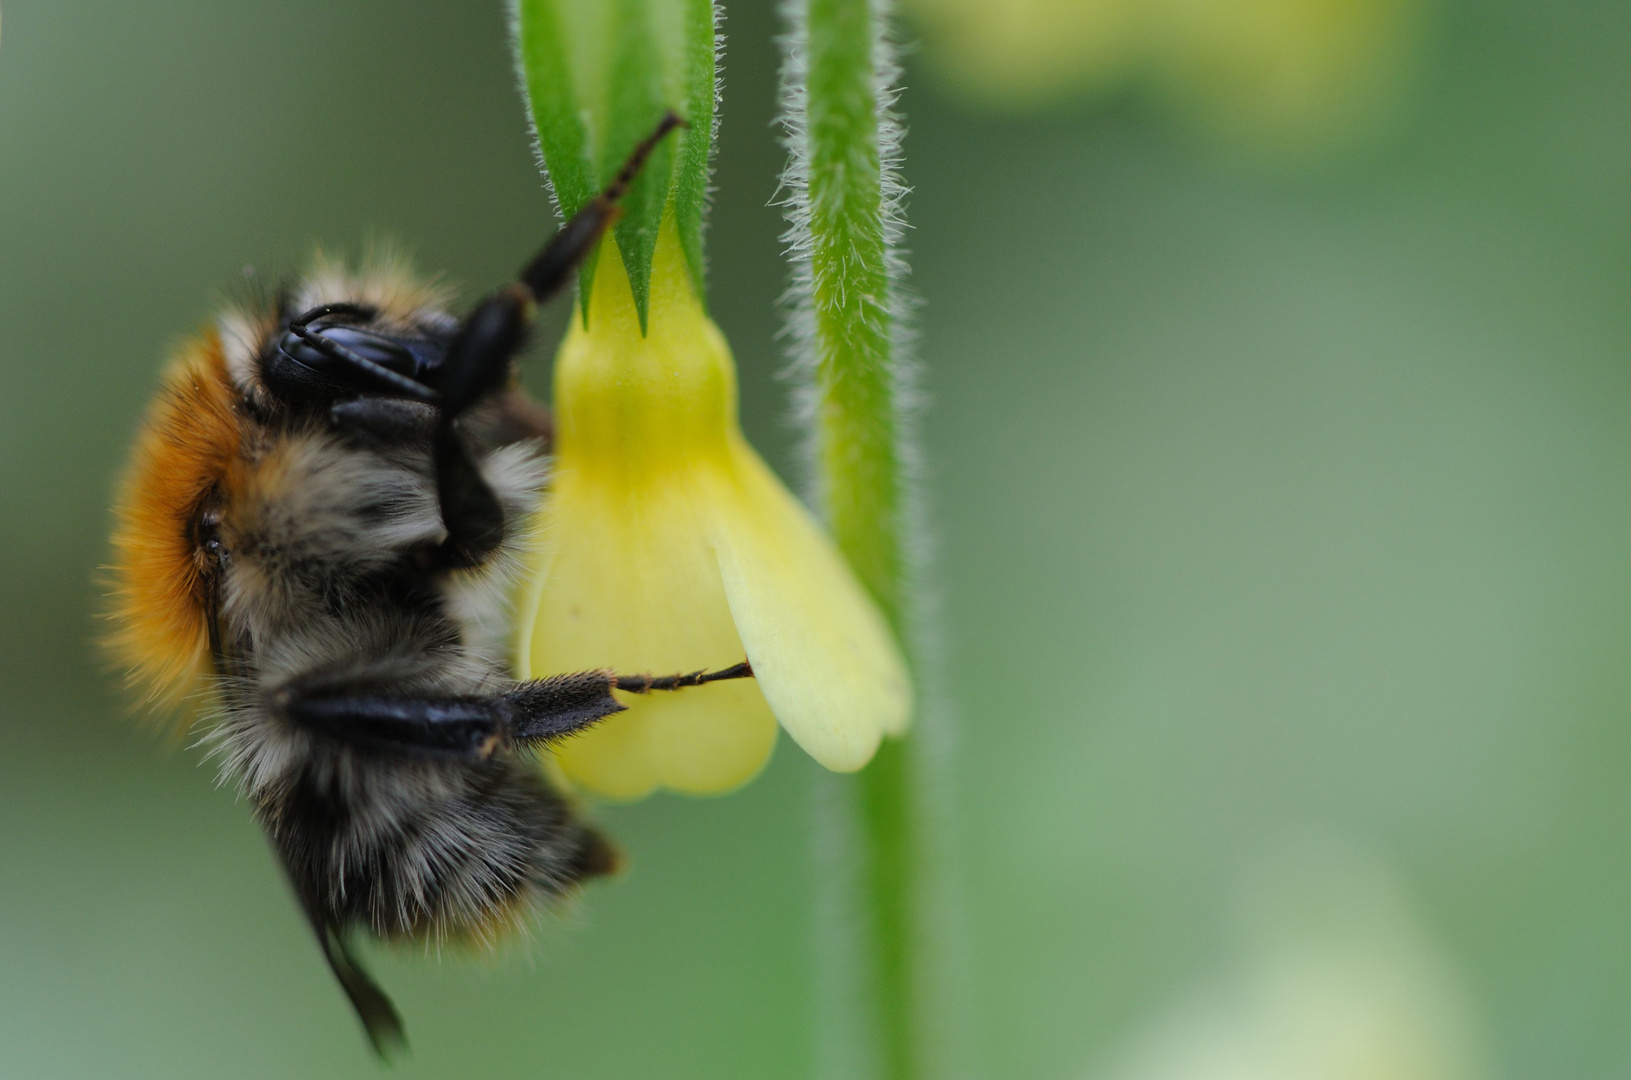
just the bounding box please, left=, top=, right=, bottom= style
left=600, top=0, right=672, bottom=328
left=510, top=0, right=716, bottom=329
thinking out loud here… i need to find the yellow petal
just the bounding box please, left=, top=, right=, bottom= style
left=519, top=464, right=777, bottom=798
left=704, top=437, right=912, bottom=772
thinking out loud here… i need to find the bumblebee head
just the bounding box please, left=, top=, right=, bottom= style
left=231, top=255, right=457, bottom=416
left=105, top=333, right=242, bottom=715
left=263, top=301, right=449, bottom=409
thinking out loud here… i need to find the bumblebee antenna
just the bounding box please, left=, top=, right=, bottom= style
left=282, top=302, right=441, bottom=405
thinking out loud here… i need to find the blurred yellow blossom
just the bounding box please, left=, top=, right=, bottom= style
left=1086, top=840, right=1485, bottom=1080
left=517, top=218, right=913, bottom=799
left=1153, top=0, right=1419, bottom=149
left=900, top=0, right=1143, bottom=107
left=903, top=0, right=1421, bottom=153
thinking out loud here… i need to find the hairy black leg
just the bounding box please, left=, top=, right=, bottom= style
left=615, top=660, right=755, bottom=694
left=426, top=286, right=528, bottom=565
left=296, top=894, right=407, bottom=1060
left=518, top=110, right=685, bottom=302
left=276, top=687, right=517, bottom=758
left=273, top=661, right=752, bottom=758
left=429, top=111, right=684, bottom=566
left=432, top=423, right=508, bottom=567
left=328, top=397, right=435, bottom=446
left=502, top=664, right=749, bottom=740
left=434, top=286, right=534, bottom=420
left=434, top=110, right=686, bottom=417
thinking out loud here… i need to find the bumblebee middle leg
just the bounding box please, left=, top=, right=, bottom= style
left=274, top=662, right=752, bottom=758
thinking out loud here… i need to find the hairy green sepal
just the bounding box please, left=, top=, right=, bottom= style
left=511, top=0, right=715, bottom=328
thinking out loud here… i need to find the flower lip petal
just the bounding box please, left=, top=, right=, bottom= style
left=706, top=438, right=913, bottom=773
left=521, top=463, right=778, bottom=798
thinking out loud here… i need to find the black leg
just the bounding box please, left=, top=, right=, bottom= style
left=275, top=686, right=518, bottom=758
left=501, top=664, right=749, bottom=740
left=518, top=110, right=685, bottom=302
left=428, top=288, right=531, bottom=565
left=305, top=908, right=407, bottom=1061
left=433, top=285, right=534, bottom=420
left=432, top=110, right=685, bottom=417
left=433, top=423, right=509, bottom=567
left=428, top=112, right=684, bottom=566
left=328, top=397, right=435, bottom=446
left=614, top=660, right=754, bottom=694
left=273, top=661, right=752, bottom=758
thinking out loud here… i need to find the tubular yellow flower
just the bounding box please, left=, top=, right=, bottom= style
left=517, top=218, right=912, bottom=799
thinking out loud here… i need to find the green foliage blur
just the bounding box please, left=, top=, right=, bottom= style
left=2, top=1, right=1631, bottom=1078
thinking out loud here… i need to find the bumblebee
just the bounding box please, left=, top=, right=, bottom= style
left=105, top=115, right=745, bottom=1055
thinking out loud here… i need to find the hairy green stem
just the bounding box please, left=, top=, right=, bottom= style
left=779, top=2, right=927, bottom=1079
left=794, top=0, right=907, bottom=610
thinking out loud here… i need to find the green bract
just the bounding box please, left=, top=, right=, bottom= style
left=511, top=0, right=715, bottom=326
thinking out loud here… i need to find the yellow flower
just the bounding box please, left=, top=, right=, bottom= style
left=902, top=0, right=1143, bottom=108
left=1152, top=0, right=1419, bottom=152
left=516, top=218, right=913, bottom=799
left=903, top=0, right=1420, bottom=154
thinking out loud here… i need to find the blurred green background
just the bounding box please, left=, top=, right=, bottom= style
left=4, top=1, right=1631, bottom=1077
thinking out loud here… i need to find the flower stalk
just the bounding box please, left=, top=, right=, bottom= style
left=780, top=2, right=943, bottom=1080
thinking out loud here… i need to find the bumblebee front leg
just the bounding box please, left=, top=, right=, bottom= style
left=430, top=112, right=684, bottom=566
left=437, top=110, right=685, bottom=419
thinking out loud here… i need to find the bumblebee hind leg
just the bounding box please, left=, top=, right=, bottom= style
left=304, top=904, right=408, bottom=1060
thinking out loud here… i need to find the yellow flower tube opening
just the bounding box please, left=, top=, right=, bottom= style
left=517, top=217, right=913, bottom=799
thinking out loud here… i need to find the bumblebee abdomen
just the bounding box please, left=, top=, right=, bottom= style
left=264, top=753, right=612, bottom=944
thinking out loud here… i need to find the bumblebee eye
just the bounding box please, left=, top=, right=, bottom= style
left=194, top=504, right=226, bottom=562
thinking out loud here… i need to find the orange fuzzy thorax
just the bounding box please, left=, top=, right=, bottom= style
left=106, top=331, right=241, bottom=717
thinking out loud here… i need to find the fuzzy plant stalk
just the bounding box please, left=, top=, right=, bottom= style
left=780, top=2, right=953, bottom=1079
